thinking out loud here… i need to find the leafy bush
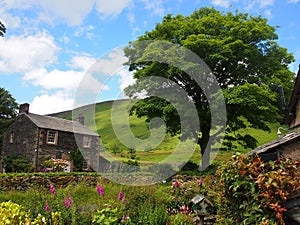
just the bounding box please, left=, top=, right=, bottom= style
left=3, top=156, right=34, bottom=172
left=0, top=201, right=60, bottom=224
left=216, top=153, right=300, bottom=225
left=0, top=201, right=31, bottom=224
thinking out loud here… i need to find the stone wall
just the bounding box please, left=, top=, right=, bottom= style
left=0, top=173, right=157, bottom=191
left=278, top=138, right=300, bottom=160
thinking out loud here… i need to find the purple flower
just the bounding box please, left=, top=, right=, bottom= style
left=49, top=184, right=56, bottom=196
left=96, top=185, right=105, bottom=196
left=121, top=199, right=126, bottom=204
left=174, top=180, right=179, bottom=188
left=45, top=202, right=50, bottom=211
left=118, top=191, right=123, bottom=200
left=199, top=178, right=203, bottom=186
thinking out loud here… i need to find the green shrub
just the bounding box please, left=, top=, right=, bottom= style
left=216, top=154, right=300, bottom=225
left=0, top=201, right=31, bottom=224
left=3, top=156, right=34, bottom=172
left=0, top=201, right=61, bottom=225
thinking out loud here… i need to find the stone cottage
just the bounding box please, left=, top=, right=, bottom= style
left=1, top=103, right=102, bottom=172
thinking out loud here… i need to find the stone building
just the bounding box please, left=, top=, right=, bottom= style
left=1, top=103, right=102, bottom=172
left=250, top=65, right=300, bottom=224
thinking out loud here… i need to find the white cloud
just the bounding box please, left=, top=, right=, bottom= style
left=1, top=0, right=132, bottom=26
left=141, top=0, right=165, bottom=15
left=38, top=0, right=95, bottom=26
left=245, top=0, right=274, bottom=9
left=0, top=12, right=21, bottom=28
left=74, top=25, right=95, bottom=38
left=0, top=32, right=59, bottom=73
left=23, top=68, right=83, bottom=91
left=69, top=55, right=97, bottom=71
left=257, top=0, right=274, bottom=7
left=95, top=0, right=132, bottom=17
left=210, top=0, right=235, bottom=8
left=118, top=68, right=134, bottom=91
left=288, top=0, right=300, bottom=3
left=264, top=9, right=273, bottom=19
left=30, top=92, right=75, bottom=115
left=90, top=48, right=128, bottom=75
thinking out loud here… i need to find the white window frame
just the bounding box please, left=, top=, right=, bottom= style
left=47, top=130, right=58, bottom=145
left=83, top=136, right=91, bottom=148
left=9, top=131, right=14, bottom=143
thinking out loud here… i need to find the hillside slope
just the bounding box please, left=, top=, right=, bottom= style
left=50, top=99, right=283, bottom=164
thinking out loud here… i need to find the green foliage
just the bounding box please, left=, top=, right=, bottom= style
left=0, top=201, right=31, bottom=224
left=70, top=148, right=85, bottom=171
left=131, top=201, right=167, bottom=225
left=124, top=7, right=295, bottom=157
left=3, top=156, right=34, bottom=173
left=93, top=205, right=120, bottom=224
left=216, top=154, right=300, bottom=224
left=0, top=201, right=61, bottom=225
left=0, top=87, right=18, bottom=154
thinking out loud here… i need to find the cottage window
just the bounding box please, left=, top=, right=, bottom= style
left=47, top=130, right=58, bottom=145
left=83, top=136, right=91, bottom=148
left=82, top=158, right=90, bottom=171
left=9, top=131, right=14, bottom=143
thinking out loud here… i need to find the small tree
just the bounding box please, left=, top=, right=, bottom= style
left=0, top=87, right=18, bottom=155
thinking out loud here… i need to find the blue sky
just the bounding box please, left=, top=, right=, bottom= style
left=0, top=0, right=300, bottom=114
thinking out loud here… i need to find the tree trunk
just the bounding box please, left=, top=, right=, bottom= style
left=199, top=131, right=211, bottom=171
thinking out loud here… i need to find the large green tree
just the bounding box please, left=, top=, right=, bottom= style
left=124, top=7, right=295, bottom=168
left=0, top=88, right=18, bottom=154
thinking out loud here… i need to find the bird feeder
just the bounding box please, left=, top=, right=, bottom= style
left=189, top=194, right=215, bottom=225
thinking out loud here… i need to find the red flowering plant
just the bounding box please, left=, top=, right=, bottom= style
left=216, top=153, right=300, bottom=225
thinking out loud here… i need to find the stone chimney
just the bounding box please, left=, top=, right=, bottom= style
left=77, top=114, right=85, bottom=125
left=19, top=103, right=30, bottom=114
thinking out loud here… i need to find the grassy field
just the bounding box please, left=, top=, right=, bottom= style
left=51, top=99, right=285, bottom=166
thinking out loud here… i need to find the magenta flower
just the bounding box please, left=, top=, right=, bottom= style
left=121, top=199, right=126, bottom=204
left=49, top=183, right=56, bottom=195
left=174, top=180, right=179, bottom=188
left=96, top=185, right=105, bottom=196
left=64, top=196, right=72, bottom=209
left=45, top=202, right=50, bottom=211
left=68, top=195, right=73, bottom=205
left=118, top=191, right=123, bottom=200
left=199, top=178, right=203, bottom=186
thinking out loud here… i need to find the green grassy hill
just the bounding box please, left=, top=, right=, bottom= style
left=50, top=99, right=284, bottom=165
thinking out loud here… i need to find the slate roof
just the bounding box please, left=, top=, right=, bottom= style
left=249, top=132, right=300, bottom=155
left=23, top=113, right=98, bottom=136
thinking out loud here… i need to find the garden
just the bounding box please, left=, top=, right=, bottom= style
left=0, top=153, right=299, bottom=225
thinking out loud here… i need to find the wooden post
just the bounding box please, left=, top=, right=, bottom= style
left=200, top=216, right=204, bottom=225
